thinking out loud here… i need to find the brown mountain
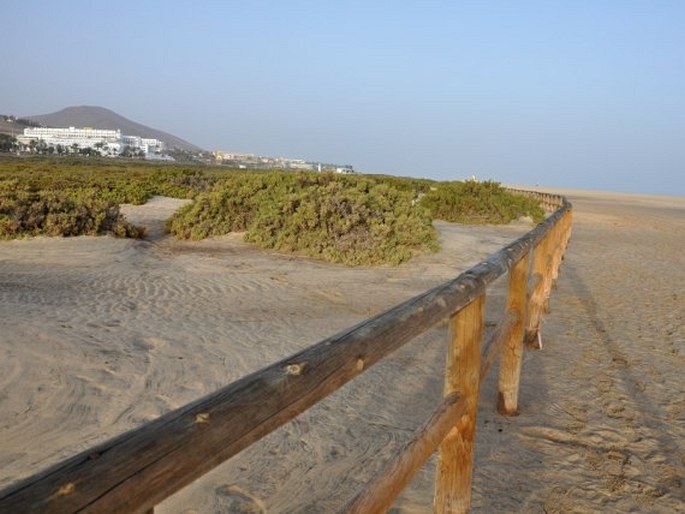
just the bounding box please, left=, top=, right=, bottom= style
left=0, top=116, right=38, bottom=137
left=23, top=106, right=203, bottom=151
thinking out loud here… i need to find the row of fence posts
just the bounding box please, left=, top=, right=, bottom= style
left=344, top=207, right=572, bottom=513
left=507, top=189, right=564, bottom=212
left=436, top=207, right=572, bottom=512
left=0, top=195, right=572, bottom=514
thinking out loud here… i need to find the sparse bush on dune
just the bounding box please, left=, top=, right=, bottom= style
left=166, top=172, right=276, bottom=239
left=168, top=172, right=439, bottom=265
left=167, top=187, right=255, bottom=239
left=0, top=185, right=143, bottom=239
left=245, top=177, right=438, bottom=265
left=152, top=168, right=216, bottom=198
left=420, top=180, right=545, bottom=224
left=0, top=157, right=221, bottom=205
left=0, top=157, right=546, bottom=265
left=0, top=157, right=219, bottom=239
left=169, top=174, right=544, bottom=265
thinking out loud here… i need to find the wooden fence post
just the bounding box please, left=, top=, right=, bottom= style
left=497, top=251, right=530, bottom=416
left=563, top=210, right=573, bottom=252
left=525, top=233, right=551, bottom=349
left=542, top=222, right=562, bottom=313
left=434, top=294, right=485, bottom=514
left=342, top=393, right=466, bottom=514
left=556, top=216, right=569, bottom=273
left=547, top=210, right=572, bottom=301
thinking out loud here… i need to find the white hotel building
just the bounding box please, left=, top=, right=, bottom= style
left=17, top=126, right=165, bottom=156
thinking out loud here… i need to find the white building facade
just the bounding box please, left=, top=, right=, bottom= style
left=17, top=126, right=165, bottom=157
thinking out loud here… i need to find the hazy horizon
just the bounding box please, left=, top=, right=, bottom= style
left=2, top=1, right=683, bottom=196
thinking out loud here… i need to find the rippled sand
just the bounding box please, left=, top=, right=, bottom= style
left=0, top=191, right=682, bottom=512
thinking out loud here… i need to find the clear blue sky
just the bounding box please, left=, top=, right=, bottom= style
left=2, top=1, right=684, bottom=195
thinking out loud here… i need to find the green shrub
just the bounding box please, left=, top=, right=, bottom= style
left=169, top=172, right=438, bottom=265
left=166, top=173, right=273, bottom=239
left=420, top=180, right=545, bottom=224
left=245, top=179, right=438, bottom=265
left=0, top=157, right=546, bottom=265
left=0, top=185, right=143, bottom=239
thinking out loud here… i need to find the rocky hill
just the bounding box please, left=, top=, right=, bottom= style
left=0, top=116, right=38, bottom=137
left=23, top=106, right=202, bottom=152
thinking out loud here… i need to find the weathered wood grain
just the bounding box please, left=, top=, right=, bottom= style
left=497, top=252, right=531, bottom=415
left=480, top=308, right=518, bottom=380
left=341, top=392, right=466, bottom=514
left=434, top=295, right=485, bottom=514
left=525, top=234, right=551, bottom=349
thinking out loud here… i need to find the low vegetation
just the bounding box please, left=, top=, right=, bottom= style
left=0, top=156, right=544, bottom=265
left=0, top=182, right=142, bottom=239
left=169, top=173, right=438, bottom=265
left=420, top=180, right=545, bottom=224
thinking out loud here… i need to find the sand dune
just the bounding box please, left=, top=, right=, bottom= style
left=0, top=191, right=682, bottom=512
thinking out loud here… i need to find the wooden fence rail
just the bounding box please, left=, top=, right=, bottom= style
left=0, top=190, right=572, bottom=514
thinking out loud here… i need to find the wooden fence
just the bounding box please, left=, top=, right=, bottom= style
left=0, top=190, right=572, bottom=514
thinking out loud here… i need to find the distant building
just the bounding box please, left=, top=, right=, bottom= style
left=122, top=135, right=165, bottom=154
left=22, top=126, right=120, bottom=140
left=17, top=126, right=165, bottom=157
left=213, top=149, right=354, bottom=173
left=214, top=151, right=256, bottom=162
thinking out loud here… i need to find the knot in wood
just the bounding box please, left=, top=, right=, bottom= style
left=285, top=363, right=304, bottom=376
left=56, top=482, right=75, bottom=496
left=195, top=412, right=210, bottom=424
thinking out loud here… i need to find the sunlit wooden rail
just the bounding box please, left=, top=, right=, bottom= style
left=0, top=190, right=572, bottom=514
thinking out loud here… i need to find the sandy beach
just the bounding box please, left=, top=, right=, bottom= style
left=0, top=190, right=683, bottom=512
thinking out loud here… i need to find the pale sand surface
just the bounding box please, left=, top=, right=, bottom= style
left=0, top=191, right=683, bottom=512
